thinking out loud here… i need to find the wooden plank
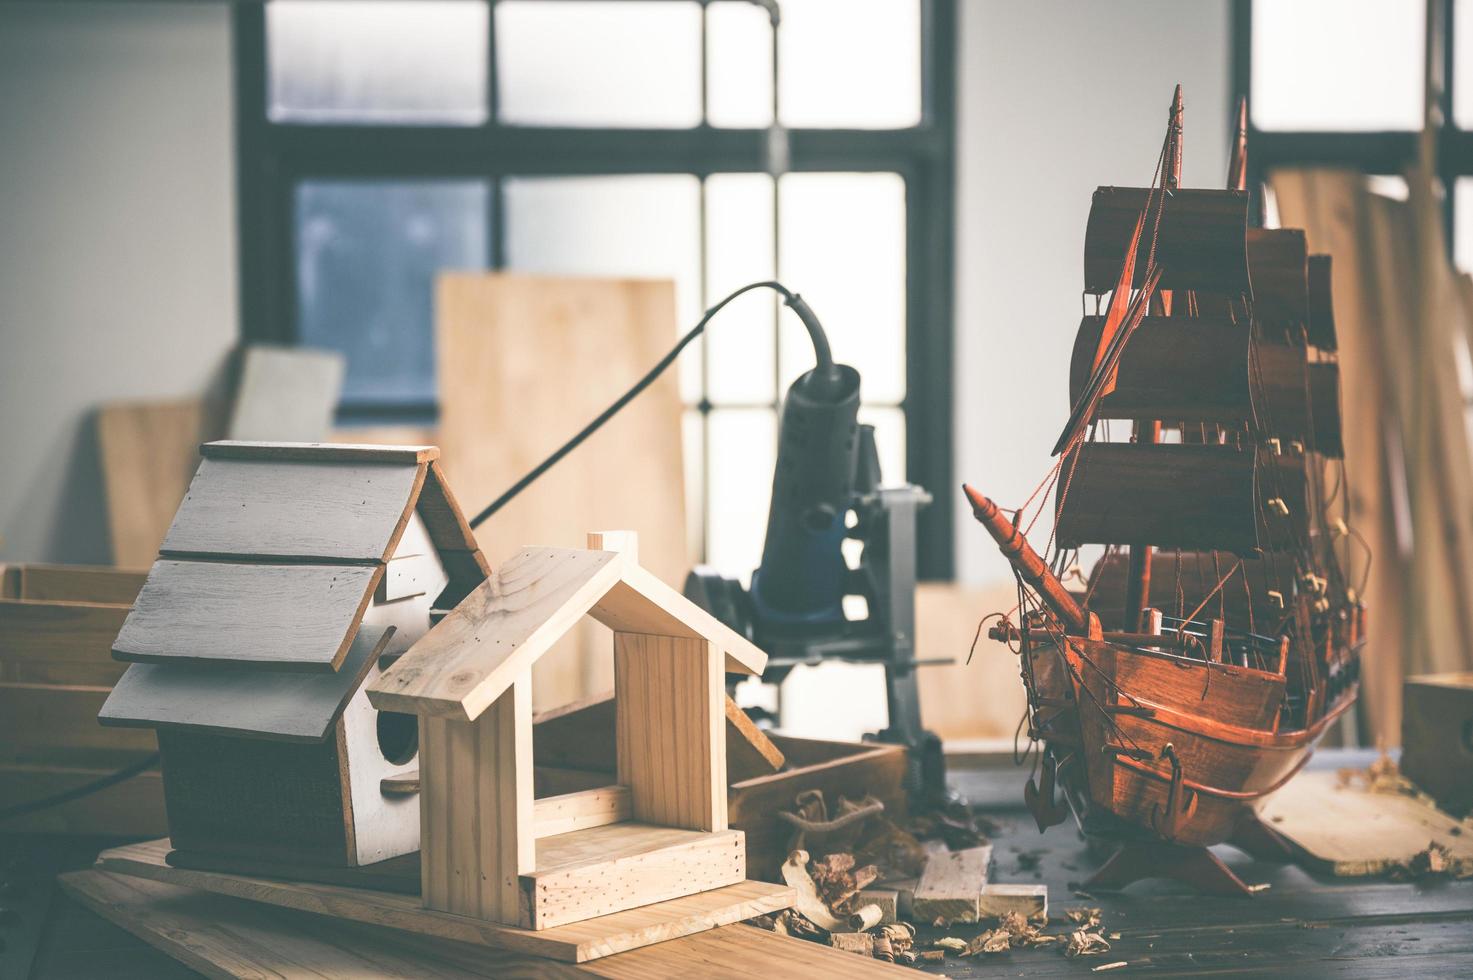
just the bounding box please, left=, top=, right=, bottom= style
left=114, top=559, right=381, bottom=672
left=421, top=675, right=533, bottom=925
left=370, top=548, right=625, bottom=718
left=729, top=737, right=909, bottom=882
left=13, top=564, right=147, bottom=604
left=0, top=599, right=130, bottom=685
left=100, top=626, right=393, bottom=741
left=0, top=683, right=155, bottom=764
left=161, top=455, right=425, bottom=562
left=61, top=870, right=887, bottom=979
left=1258, top=769, right=1473, bottom=876
left=96, top=839, right=793, bottom=963
left=436, top=274, right=688, bottom=711
left=98, top=398, right=206, bottom=568
left=534, top=786, right=631, bottom=839
left=225, top=346, right=344, bottom=443
left=526, top=825, right=746, bottom=931
left=202, top=440, right=438, bottom=464
left=723, top=697, right=784, bottom=781
left=911, top=844, right=993, bottom=925
left=977, top=883, right=1048, bottom=919
left=615, top=633, right=725, bottom=832
left=0, top=763, right=165, bottom=835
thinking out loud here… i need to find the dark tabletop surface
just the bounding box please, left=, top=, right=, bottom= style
left=3, top=748, right=1471, bottom=979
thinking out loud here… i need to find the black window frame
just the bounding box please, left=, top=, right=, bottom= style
left=1232, top=0, right=1460, bottom=244
left=232, top=0, right=957, bottom=580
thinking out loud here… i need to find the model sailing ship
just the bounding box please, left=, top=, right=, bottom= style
left=965, top=88, right=1365, bottom=895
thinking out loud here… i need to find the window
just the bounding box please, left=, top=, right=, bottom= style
left=236, top=0, right=956, bottom=579
left=1240, top=0, right=1473, bottom=445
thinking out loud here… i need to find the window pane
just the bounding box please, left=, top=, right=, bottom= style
left=705, top=174, right=776, bottom=404
left=1251, top=0, right=1423, bottom=131
left=267, top=1, right=489, bottom=125
left=859, top=406, right=906, bottom=484
left=497, top=1, right=701, bottom=127
left=707, top=2, right=774, bottom=128
left=707, top=408, right=777, bottom=579
left=502, top=174, right=702, bottom=399
left=295, top=180, right=489, bottom=406
left=778, top=0, right=921, bottom=128
left=1455, top=178, right=1473, bottom=273
left=778, top=173, right=906, bottom=402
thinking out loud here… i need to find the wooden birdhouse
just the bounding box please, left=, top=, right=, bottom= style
left=98, top=441, right=489, bottom=869
left=367, top=531, right=768, bottom=930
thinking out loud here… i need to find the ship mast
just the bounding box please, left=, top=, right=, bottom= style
left=1123, top=86, right=1183, bottom=632
left=1226, top=96, right=1248, bottom=193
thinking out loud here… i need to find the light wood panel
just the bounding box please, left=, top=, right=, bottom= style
left=534, top=785, right=632, bottom=838
left=98, top=398, right=207, bottom=568
left=436, top=274, right=687, bottom=710
left=62, top=870, right=891, bottom=979
left=594, top=564, right=765, bottom=676
left=421, top=675, right=534, bottom=925
left=226, top=346, right=344, bottom=443
left=100, top=625, right=393, bottom=741
left=96, top=839, right=793, bottom=963
left=614, top=633, right=725, bottom=832
left=8, top=564, right=147, bottom=604
left=371, top=548, right=624, bottom=718
left=722, top=697, right=784, bottom=780
left=527, top=825, right=745, bottom=930
left=0, top=599, right=130, bottom=685
left=0, top=683, right=154, bottom=764
left=913, top=582, right=1031, bottom=742
left=114, top=559, right=381, bottom=671
left=161, top=455, right=424, bottom=562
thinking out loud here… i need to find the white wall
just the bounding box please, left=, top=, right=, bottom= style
left=0, top=3, right=237, bottom=564
left=953, top=0, right=1232, bottom=585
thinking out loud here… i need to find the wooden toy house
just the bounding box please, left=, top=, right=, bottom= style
left=98, top=441, right=489, bottom=868
left=368, top=531, right=768, bottom=930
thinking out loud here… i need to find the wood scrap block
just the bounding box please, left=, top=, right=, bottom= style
left=1401, top=672, right=1473, bottom=816
left=829, top=932, right=874, bottom=956
left=912, top=844, right=992, bottom=925
left=853, top=888, right=898, bottom=927
left=226, top=345, right=343, bottom=443
left=1257, top=769, right=1473, bottom=876
left=724, top=697, right=785, bottom=780
left=978, top=882, right=1047, bottom=919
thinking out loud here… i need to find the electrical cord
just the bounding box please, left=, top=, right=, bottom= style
left=0, top=752, right=160, bottom=824
left=468, top=279, right=832, bottom=529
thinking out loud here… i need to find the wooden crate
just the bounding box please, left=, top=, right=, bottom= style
left=1402, top=672, right=1473, bottom=817
left=0, top=563, right=165, bottom=834
left=731, top=736, right=908, bottom=882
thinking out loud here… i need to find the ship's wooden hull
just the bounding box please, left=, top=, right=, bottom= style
left=1026, top=635, right=1356, bottom=848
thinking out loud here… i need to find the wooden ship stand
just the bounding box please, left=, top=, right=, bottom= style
left=964, top=89, right=1365, bottom=896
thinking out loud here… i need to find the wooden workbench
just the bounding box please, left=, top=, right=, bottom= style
left=6, top=750, right=1473, bottom=977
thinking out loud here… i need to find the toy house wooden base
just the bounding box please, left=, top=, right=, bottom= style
left=369, top=531, right=774, bottom=930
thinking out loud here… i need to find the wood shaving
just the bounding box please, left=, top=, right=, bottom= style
left=780, top=850, right=847, bottom=932
left=1065, top=929, right=1113, bottom=957
left=932, top=936, right=968, bottom=953
left=963, top=928, right=1013, bottom=955
left=1398, top=841, right=1473, bottom=879
left=1093, top=961, right=1129, bottom=972
left=1065, top=907, right=1103, bottom=929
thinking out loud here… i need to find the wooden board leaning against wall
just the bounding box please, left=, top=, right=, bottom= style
left=1272, top=168, right=1473, bottom=745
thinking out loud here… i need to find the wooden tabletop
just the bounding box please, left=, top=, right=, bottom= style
left=6, top=749, right=1472, bottom=978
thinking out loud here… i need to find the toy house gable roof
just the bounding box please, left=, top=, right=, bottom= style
left=368, top=545, right=768, bottom=721
left=112, top=440, right=488, bottom=673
